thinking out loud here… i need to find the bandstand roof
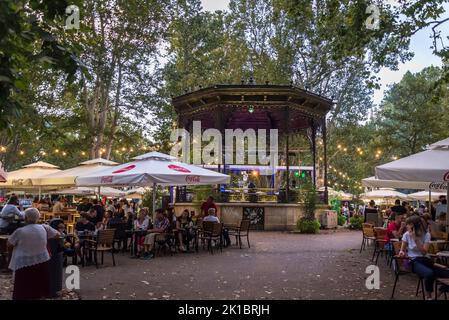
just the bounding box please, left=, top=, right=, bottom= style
left=172, top=84, right=333, bottom=133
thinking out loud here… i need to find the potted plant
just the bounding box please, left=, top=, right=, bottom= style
left=296, top=179, right=320, bottom=234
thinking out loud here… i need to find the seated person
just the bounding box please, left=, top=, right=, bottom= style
left=384, top=213, right=405, bottom=249
left=399, top=216, right=449, bottom=300
left=176, top=210, right=194, bottom=252
left=142, top=209, right=169, bottom=260
left=75, top=212, right=95, bottom=234
left=134, top=212, right=150, bottom=230
left=108, top=211, right=124, bottom=226
left=203, top=208, right=220, bottom=223
left=202, top=208, right=231, bottom=247
left=0, top=196, right=24, bottom=234
left=96, top=210, right=112, bottom=232
left=132, top=213, right=150, bottom=257
left=56, top=222, right=76, bottom=260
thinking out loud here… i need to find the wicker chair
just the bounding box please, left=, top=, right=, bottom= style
left=372, top=227, right=388, bottom=264
left=85, top=229, right=116, bottom=268
left=360, top=223, right=375, bottom=253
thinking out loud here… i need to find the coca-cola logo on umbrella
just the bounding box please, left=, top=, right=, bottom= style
left=185, top=175, right=200, bottom=184
left=444, top=171, right=449, bottom=181
left=101, top=176, right=113, bottom=183
left=168, top=164, right=191, bottom=173
left=112, top=165, right=136, bottom=174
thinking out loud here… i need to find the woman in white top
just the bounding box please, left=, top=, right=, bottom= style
left=7, top=208, right=60, bottom=300
left=399, top=215, right=449, bottom=299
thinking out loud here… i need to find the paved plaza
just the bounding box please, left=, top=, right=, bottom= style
left=75, top=230, right=419, bottom=300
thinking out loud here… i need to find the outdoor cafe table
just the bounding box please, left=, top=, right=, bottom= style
left=428, top=240, right=448, bottom=254
left=436, top=251, right=449, bottom=265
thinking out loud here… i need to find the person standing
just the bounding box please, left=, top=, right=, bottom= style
left=342, top=202, right=350, bottom=226
left=52, top=197, right=66, bottom=213
left=364, top=200, right=379, bottom=225
left=390, top=199, right=407, bottom=215
left=90, top=199, right=105, bottom=225
left=436, top=196, right=447, bottom=219
left=7, top=208, right=60, bottom=300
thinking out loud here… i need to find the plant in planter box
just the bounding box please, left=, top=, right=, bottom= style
left=349, top=215, right=364, bottom=230
left=296, top=179, right=320, bottom=234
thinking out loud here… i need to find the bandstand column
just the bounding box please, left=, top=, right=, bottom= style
left=322, top=118, right=328, bottom=204
left=214, top=106, right=225, bottom=192
left=284, top=106, right=290, bottom=201
left=311, top=119, right=317, bottom=188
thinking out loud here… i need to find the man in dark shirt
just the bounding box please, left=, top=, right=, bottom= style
left=75, top=213, right=95, bottom=233
left=90, top=199, right=105, bottom=225
left=77, top=198, right=92, bottom=213
left=390, top=199, right=407, bottom=215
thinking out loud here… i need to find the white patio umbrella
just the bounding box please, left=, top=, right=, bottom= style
left=0, top=161, right=61, bottom=198
left=318, top=187, right=352, bottom=200
left=50, top=186, right=126, bottom=198
left=408, top=191, right=447, bottom=201
left=338, top=191, right=354, bottom=201
left=361, top=176, right=434, bottom=190
left=125, top=187, right=149, bottom=199
left=360, top=188, right=409, bottom=201
left=75, top=152, right=230, bottom=214
left=35, top=158, right=118, bottom=187
left=375, top=139, right=449, bottom=228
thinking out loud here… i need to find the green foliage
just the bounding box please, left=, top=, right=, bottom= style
left=191, top=186, right=220, bottom=203
left=337, top=214, right=346, bottom=226
left=349, top=215, right=364, bottom=230
left=141, top=188, right=166, bottom=211
left=297, top=178, right=320, bottom=233
left=299, top=179, right=317, bottom=220
left=0, top=0, right=84, bottom=130
left=296, top=218, right=321, bottom=234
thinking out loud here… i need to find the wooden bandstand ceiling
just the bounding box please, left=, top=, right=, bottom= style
left=172, top=84, right=333, bottom=133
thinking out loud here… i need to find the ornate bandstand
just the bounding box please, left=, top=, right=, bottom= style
left=171, top=81, right=333, bottom=230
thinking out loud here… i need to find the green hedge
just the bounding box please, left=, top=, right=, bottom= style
left=296, top=218, right=321, bottom=234
left=337, top=214, right=346, bottom=226
left=349, top=215, right=364, bottom=230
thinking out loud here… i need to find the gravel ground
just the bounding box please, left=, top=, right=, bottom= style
left=73, top=230, right=421, bottom=300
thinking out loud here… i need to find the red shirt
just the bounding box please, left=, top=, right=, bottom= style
left=385, top=221, right=399, bottom=243
left=200, top=202, right=217, bottom=216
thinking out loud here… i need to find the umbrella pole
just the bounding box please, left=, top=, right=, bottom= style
left=446, top=185, right=449, bottom=234
left=38, top=186, right=42, bottom=200
left=152, top=183, right=157, bottom=220
left=428, top=189, right=431, bottom=216
left=97, top=186, right=101, bottom=200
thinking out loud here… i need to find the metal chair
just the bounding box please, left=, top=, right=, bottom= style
left=227, top=219, right=251, bottom=249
